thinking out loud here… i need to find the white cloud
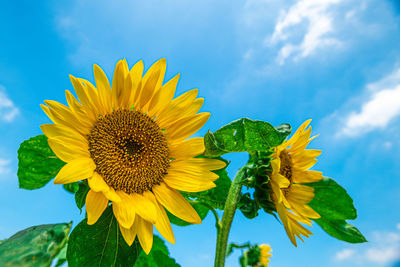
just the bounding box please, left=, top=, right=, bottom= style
left=0, top=85, right=19, bottom=122
left=335, top=225, right=400, bottom=266
left=339, top=68, right=400, bottom=137
left=0, top=158, right=11, bottom=175
left=269, top=0, right=343, bottom=65
left=335, top=249, right=356, bottom=261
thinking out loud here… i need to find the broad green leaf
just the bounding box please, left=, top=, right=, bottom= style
left=67, top=206, right=141, bottom=267
left=307, top=177, right=366, bottom=243
left=308, top=177, right=357, bottom=220
left=75, top=182, right=90, bottom=212
left=0, top=223, right=71, bottom=267
left=135, top=236, right=180, bottom=267
left=314, top=218, right=367, bottom=243
left=63, top=182, right=79, bottom=193
left=17, top=135, right=65, bottom=190
left=203, top=119, right=291, bottom=157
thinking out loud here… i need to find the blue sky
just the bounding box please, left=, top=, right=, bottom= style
left=1, top=0, right=400, bottom=266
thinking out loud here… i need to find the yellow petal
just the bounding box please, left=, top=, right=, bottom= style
left=104, top=188, right=122, bottom=203
left=112, top=59, right=129, bottom=107
left=88, top=172, right=110, bottom=193
left=154, top=201, right=175, bottom=244
left=164, top=171, right=216, bottom=192
left=166, top=113, right=210, bottom=141
left=40, top=123, right=86, bottom=143
left=69, top=76, right=98, bottom=121
left=112, top=192, right=136, bottom=229
left=156, top=89, right=198, bottom=126
left=137, top=69, right=160, bottom=111
left=290, top=202, right=320, bottom=219
left=86, top=190, right=108, bottom=225
left=276, top=203, right=297, bottom=246
left=169, top=137, right=205, bottom=160
left=124, top=60, right=145, bottom=109
left=281, top=119, right=312, bottom=150
left=139, top=59, right=167, bottom=111
left=153, top=183, right=201, bottom=224
left=292, top=170, right=323, bottom=183
left=48, top=137, right=89, bottom=163
left=119, top=219, right=139, bottom=246
left=136, top=216, right=154, bottom=254
left=147, top=73, right=180, bottom=118
left=171, top=158, right=226, bottom=171
left=130, top=192, right=157, bottom=224
left=54, top=158, right=95, bottom=184
left=65, top=90, right=95, bottom=127
left=93, top=64, right=112, bottom=113
left=44, top=100, right=91, bottom=129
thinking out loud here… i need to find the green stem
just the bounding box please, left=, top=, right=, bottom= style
left=214, top=167, right=245, bottom=267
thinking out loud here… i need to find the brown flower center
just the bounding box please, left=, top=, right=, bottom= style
left=279, top=149, right=293, bottom=196
left=87, top=109, right=169, bottom=194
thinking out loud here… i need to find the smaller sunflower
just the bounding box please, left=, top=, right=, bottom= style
left=254, top=244, right=272, bottom=267
left=269, top=119, right=323, bottom=246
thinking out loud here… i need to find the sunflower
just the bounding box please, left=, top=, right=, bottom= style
left=40, top=58, right=225, bottom=253
left=254, top=244, right=272, bottom=267
left=269, top=120, right=323, bottom=246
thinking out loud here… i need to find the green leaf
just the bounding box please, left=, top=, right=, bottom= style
left=75, top=182, right=90, bottom=212
left=135, top=236, right=180, bottom=267
left=203, top=118, right=291, bottom=157
left=308, top=177, right=357, bottom=220
left=0, top=223, right=71, bottom=267
left=63, top=182, right=79, bottom=193
left=67, top=206, right=142, bottom=267
left=307, top=177, right=366, bottom=243
left=53, top=243, right=67, bottom=267
left=314, top=218, right=367, bottom=243
left=17, top=135, right=65, bottom=190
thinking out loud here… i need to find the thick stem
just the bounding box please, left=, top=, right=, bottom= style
left=214, top=167, right=245, bottom=267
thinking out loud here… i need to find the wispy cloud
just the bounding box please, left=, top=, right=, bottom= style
left=0, top=85, right=19, bottom=122
left=339, top=68, right=400, bottom=137
left=0, top=158, right=11, bottom=175
left=269, top=0, right=343, bottom=65
left=335, top=224, right=400, bottom=266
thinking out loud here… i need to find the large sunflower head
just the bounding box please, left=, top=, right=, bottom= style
left=268, top=120, right=323, bottom=246
left=40, top=58, right=225, bottom=253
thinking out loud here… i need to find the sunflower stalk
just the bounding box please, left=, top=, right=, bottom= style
left=214, top=167, right=246, bottom=267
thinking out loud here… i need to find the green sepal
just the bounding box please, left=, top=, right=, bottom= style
left=203, top=119, right=291, bottom=157
left=307, top=177, right=367, bottom=243
left=17, top=135, right=65, bottom=190
left=75, top=182, right=90, bottom=212
left=237, top=193, right=259, bottom=219
left=135, top=236, right=180, bottom=267
left=0, top=222, right=71, bottom=267
left=67, top=206, right=142, bottom=267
